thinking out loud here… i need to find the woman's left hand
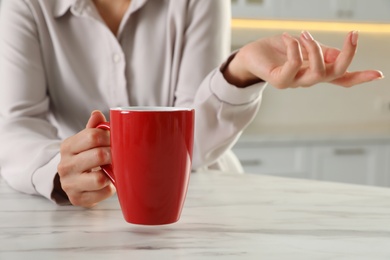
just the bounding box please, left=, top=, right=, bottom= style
left=224, top=31, right=383, bottom=89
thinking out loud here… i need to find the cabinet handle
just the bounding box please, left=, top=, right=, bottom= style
left=241, top=159, right=262, bottom=166
left=337, top=10, right=345, bottom=18
left=246, top=0, right=264, bottom=5
left=333, top=148, right=366, bottom=156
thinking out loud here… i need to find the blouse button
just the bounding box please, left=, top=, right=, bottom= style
left=113, top=54, right=121, bottom=63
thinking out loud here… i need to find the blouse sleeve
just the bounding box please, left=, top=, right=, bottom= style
left=173, top=0, right=266, bottom=169
left=0, top=0, right=61, bottom=201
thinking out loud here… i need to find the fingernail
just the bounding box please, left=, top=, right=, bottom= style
left=351, top=30, right=359, bottom=46
left=91, top=110, right=99, bottom=116
left=301, top=30, right=314, bottom=41
left=371, top=72, right=385, bottom=81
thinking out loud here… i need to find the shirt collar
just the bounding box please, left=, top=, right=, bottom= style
left=53, top=0, right=150, bottom=18
left=53, top=0, right=76, bottom=18
left=130, top=0, right=149, bottom=13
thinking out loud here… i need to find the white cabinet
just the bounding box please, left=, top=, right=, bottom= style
left=233, top=143, right=310, bottom=179
left=232, top=0, right=390, bottom=22
left=279, top=0, right=334, bottom=21
left=231, top=0, right=279, bottom=19
left=232, top=138, right=390, bottom=187
left=386, top=145, right=390, bottom=186
left=351, top=0, right=390, bottom=22
left=309, top=144, right=388, bottom=187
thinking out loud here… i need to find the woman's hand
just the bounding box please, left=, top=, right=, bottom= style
left=224, top=31, right=383, bottom=88
left=57, top=110, right=115, bottom=208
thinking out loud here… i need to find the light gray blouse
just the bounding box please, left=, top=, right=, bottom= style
left=0, top=0, right=265, bottom=202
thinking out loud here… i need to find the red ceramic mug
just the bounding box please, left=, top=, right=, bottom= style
left=96, top=107, right=195, bottom=225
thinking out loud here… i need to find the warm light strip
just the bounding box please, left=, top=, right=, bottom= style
left=232, top=19, right=390, bottom=33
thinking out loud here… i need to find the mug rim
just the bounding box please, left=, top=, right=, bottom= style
left=111, top=106, right=193, bottom=112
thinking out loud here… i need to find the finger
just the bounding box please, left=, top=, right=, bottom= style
left=272, top=33, right=303, bottom=88
left=61, top=168, right=112, bottom=193
left=298, top=31, right=326, bottom=83
left=69, top=183, right=116, bottom=208
left=331, top=31, right=358, bottom=77
left=86, top=110, right=107, bottom=128
left=330, top=70, right=384, bottom=87
left=61, top=128, right=110, bottom=155
left=298, top=36, right=341, bottom=63
left=60, top=146, right=112, bottom=174
left=322, top=47, right=341, bottom=64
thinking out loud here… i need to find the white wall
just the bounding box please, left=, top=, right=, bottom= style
left=232, top=28, right=390, bottom=135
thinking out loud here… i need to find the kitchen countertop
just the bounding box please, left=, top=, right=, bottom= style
left=1, top=171, right=390, bottom=259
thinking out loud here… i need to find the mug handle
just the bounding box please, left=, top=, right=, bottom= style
left=96, top=122, right=116, bottom=185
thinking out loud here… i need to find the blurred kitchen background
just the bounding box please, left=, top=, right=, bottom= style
left=230, top=0, right=390, bottom=188
left=0, top=0, right=389, bottom=188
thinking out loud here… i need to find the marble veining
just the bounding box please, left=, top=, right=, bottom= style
left=1, top=171, right=390, bottom=259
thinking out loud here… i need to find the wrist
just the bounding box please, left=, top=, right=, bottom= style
left=222, top=49, right=264, bottom=88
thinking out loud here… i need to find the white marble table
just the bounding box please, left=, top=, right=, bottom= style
left=1, top=171, right=390, bottom=260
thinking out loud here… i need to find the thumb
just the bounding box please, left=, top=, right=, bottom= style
left=86, top=110, right=107, bottom=128
left=323, top=47, right=340, bottom=64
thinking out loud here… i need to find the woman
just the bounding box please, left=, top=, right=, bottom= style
left=0, top=0, right=382, bottom=207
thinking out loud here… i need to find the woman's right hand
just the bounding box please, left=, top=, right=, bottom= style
left=57, top=110, right=116, bottom=208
